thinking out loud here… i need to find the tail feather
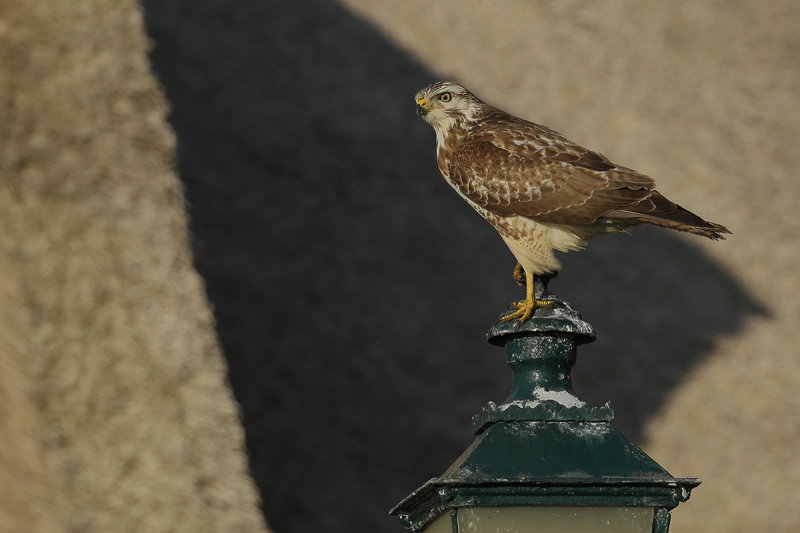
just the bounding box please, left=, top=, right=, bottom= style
left=608, top=190, right=731, bottom=240
left=632, top=216, right=730, bottom=240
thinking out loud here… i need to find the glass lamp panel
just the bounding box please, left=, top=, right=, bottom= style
left=453, top=506, right=654, bottom=533
left=424, top=511, right=455, bottom=533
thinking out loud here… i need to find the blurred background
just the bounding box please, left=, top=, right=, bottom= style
left=1, top=1, right=798, bottom=532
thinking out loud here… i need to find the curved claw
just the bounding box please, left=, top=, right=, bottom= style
left=501, top=269, right=554, bottom=325
left=501, top=297, right=553, bottom=324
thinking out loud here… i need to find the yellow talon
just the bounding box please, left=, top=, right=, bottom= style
left=501, top=270, right=553, bottom=324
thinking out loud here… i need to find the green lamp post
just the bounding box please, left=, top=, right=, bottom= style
left=390, top=278, right=699, bottom=533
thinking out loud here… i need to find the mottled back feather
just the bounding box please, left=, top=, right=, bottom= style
left=447, top=109, right=657, bottom=226
left=416, top=81, right=730, bottom=242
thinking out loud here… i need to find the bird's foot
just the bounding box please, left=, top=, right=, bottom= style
left=501, top=297, right=554, bottom=324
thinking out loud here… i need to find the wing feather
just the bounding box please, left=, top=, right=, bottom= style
left=436, top=105, right=728, bottom=239
left=448, top=137, right=654, bottom=225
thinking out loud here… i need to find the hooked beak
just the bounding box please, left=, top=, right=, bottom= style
left=416, top=97, right=428, bottom=118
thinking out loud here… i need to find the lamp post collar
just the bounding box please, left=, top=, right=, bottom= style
left=476, top=283, right=611, bottom=432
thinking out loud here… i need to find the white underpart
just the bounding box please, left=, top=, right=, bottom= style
left=501, top=218, right=588, bottom=275
left=448, top=188, right=586, bottom=275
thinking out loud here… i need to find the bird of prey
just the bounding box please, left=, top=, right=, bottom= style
left=414, top=81, right=730, bottom=324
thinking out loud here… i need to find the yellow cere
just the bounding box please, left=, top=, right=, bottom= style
left=416, top=98, right=427, bottom=107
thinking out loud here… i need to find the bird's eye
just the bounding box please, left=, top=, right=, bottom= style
left=439, top=92, right=452, bottom=102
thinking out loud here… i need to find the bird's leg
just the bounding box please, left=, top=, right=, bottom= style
left=512, top=261, right=526, bottom=287
left=501, top=270, right=554, bottom=324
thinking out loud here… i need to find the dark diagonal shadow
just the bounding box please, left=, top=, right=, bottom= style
left=142, top=2, right=767, bottom=532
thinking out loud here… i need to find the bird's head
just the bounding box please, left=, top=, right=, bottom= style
left=414, top=81, right=484, bottom=133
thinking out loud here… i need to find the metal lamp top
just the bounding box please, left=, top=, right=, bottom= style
left=390, top=286, right=700, bottom=532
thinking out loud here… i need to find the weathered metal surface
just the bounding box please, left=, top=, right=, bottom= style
left=390, top=281, right=700, bottom=532
left=391, top=418, right=699, bottom=531
left=476, top=295, right=612, bottom=430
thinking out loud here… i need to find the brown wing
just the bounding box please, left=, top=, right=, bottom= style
left=448, top=136, right=655, bottom=225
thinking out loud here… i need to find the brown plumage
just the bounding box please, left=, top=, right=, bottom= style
left=414, top=81, right=730, bottom=323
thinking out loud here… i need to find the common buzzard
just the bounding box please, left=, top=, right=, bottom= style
left=415, top=81, right=729, bottom=323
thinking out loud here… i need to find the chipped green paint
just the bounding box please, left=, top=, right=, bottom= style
left=474, top=296, right=612, bottom=432
left=390, top=278, right=700, bottom=532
